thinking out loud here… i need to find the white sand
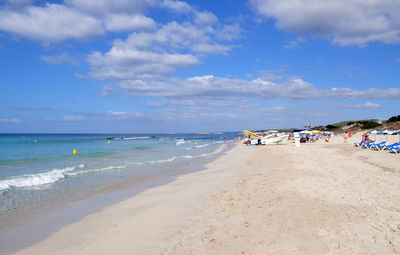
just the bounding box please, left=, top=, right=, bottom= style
left=14, top=133, right=400, bottom=254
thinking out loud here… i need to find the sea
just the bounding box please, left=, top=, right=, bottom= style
left=0, top=133, right=237, bottom=253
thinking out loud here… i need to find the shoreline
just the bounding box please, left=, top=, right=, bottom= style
left=12, top=135, right=400, bottom=254
left=0, top=143, right=230, bottom=254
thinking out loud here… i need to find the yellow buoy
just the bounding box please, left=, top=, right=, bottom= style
left=195, top=142, right=198, bottom=145
left=34, top=140, right=37, bottom=143
left=108, top=140, right=110, bottom=144
left=73, top=149, right=77, bottom=155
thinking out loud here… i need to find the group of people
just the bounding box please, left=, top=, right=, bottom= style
left=342, top=131, right=352, bottom=142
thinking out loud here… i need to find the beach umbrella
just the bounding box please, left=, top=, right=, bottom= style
left=382, top=130, right=391, bottom=142
left=393, top=130, right=400, bottom=142
left=370, top=130, right=378, bottom=141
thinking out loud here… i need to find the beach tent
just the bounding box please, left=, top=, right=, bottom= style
left=300, top=130, right=312, bottom=134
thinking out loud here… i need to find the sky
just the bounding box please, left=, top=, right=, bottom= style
left=0, top=0, right=399, bottom=133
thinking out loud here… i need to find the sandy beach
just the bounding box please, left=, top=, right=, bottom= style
left=14, top=133, right=400, bottom=255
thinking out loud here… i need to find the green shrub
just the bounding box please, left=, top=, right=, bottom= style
left=361, top=121, right=380, bottom=129
left=325, top=125, right=337, bottom=130
left=388, top=115, right=400, bottom=122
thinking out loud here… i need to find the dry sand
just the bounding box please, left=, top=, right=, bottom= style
left=14, top=133, right=400, bottom=254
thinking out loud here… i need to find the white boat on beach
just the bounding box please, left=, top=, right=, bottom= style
left=261, top=131, right=289, bottom=145
left=243, top=130, right=288, bottom=145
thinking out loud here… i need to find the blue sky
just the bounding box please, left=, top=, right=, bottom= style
left=0, top=0, right=399, bottom=133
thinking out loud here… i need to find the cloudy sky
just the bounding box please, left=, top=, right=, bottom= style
left=0, top=0, right=399, bottom=133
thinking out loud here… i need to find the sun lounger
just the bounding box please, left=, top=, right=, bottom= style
left=355, top=140, right=374, bottom=147
left=376, top=142, right=400, bottom=151
left=390, top=147, right=400, bottom=154
left=369, top=141, right=387, bottom=149
left=361, top=141, right=376, bottom=148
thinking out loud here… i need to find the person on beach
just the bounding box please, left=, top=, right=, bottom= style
left=363, top=133, right=371, bottom=143
left=343, top=131, right=348, bottom=143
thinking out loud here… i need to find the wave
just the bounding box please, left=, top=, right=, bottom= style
left=111, top=136, right=151, bottom=140
left=197, top=144, right=225, bottom=157
left=149, top=157, right=177, bottom=164
left=0, top=164, right=84, bottom=191
left=195, top=143, right=209, bottom=148
left=176, top=139, right=186, bottom=145
left=0, top=163, right=128, bottom=192
left=67, top=165, right=127, bottom=176
left=122, top=137, right=150, bottom=140
left=0, top=143, right=227, bottom=192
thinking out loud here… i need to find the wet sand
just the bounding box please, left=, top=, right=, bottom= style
left=14, top=134, right=400, bottom=254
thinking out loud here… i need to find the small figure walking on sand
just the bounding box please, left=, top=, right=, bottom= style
left=343, top=131, right=348, bottom=143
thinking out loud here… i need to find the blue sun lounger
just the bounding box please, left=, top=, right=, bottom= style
left=375, top=142, right=400, bottom=151
left=355, top=140, right=375, bottom=147
left=390, top=147, right=400, bottom=154
left=361, top=141, right=376, bottom=148
left=369, top=141, right=387, bottom=149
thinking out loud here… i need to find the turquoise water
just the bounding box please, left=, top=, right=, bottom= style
left=0, top=133, right=235, bottom=218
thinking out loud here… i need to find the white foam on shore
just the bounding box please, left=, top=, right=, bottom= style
left=176, top=139, right=186, bottom=145
left=0, top=142, right=227, bottom=192
left=0, top=164, right=84, bottom=191
left=122, top=137, right=150, bottom=140
left=195, top=143, right=209, bottom=148
left=0, top=164, right=130, bottom=191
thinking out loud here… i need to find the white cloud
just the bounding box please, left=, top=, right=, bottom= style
left=341, top=102, right=381, bottom=109
left=0, top=0, right=224, bottom=45
left=0, top=118, right=21, bottom=123
left=104, top=14, right=156, bottom=32
left=250, top=0, right=400, bottom=46
left=63, top=115, right=86, bottom=121
left=0, top=4, right=104, bottom=44
left=2, top=0, right=33, bottom=8
left=40, top=52, right=79, bottom=65
left=108, top=75, right=400, bottom=101
left=261, top=105, right=292, bottom=113
left=88, top=48, right=199, bottom=80
left=284, top=37, right=306, bottom=49
left=160, top=0, right=192, bottom=13
left=65, top=0, right=153, bottom=15
left=88, top=20, right=239, bottom=79
left=74, top=73, right=88, bottom=80
left=146, top=98, right=254, bottom=113
left=194, top=11, right=218, bottom=26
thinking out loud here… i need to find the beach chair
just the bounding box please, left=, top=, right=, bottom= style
left=389, top=147, right=400, bottom=154
left=377, top=142, right=400, bottom=151
left=369, top=141, right=387, bottom=149
left=361, top=141, right=376, bottom=148
left=355, top=140, right=372, bottom=147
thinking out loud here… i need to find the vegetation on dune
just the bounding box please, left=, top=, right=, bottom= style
left=388, top=115, right=400, bottom=123
left=317, top=115, right=400, bottom=132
